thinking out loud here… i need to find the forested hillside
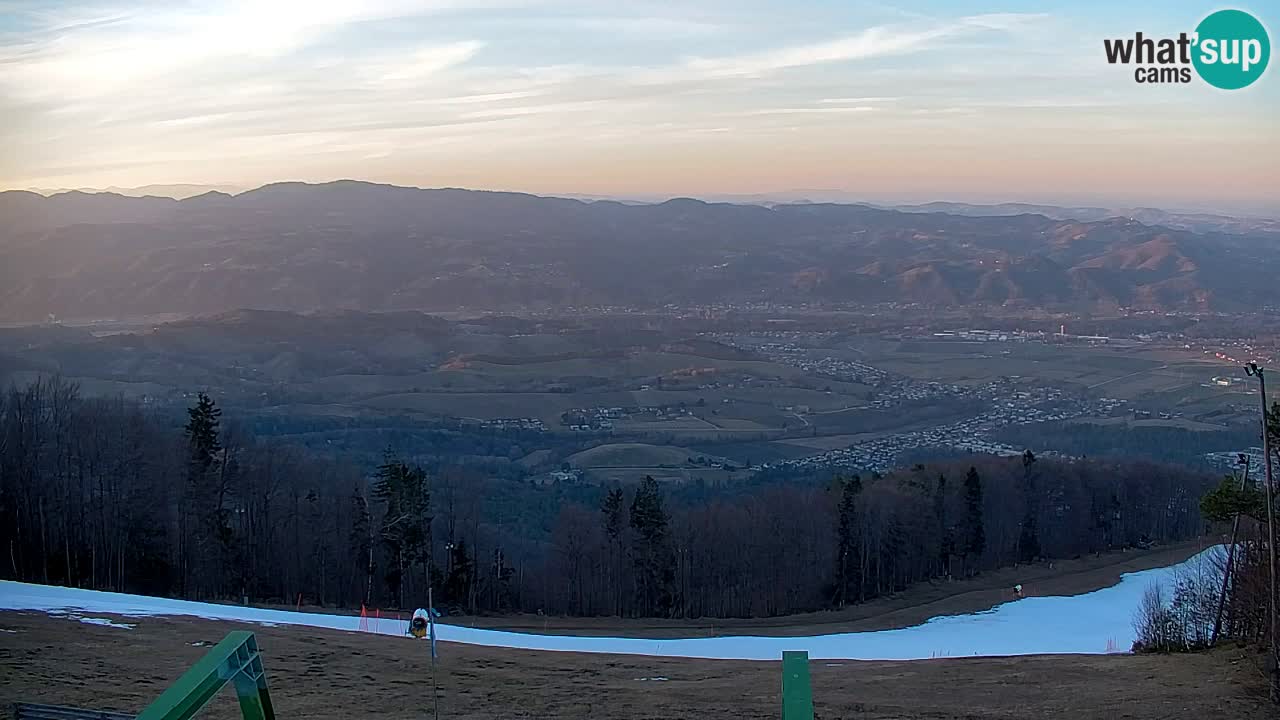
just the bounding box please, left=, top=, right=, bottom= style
left=4, top=182, right=1279, bottom=321
left=0, top=377, right=1214, bottom=618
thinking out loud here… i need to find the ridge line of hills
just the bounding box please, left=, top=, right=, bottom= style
left=2, top=180, right=1278, bottom=322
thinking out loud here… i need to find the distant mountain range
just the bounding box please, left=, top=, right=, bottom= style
left=27, top=183, right=245, bottom=200
left=879, top=201, right=1280, bottom=236
left=1, top=181, right=1276, bottom=321
left=546, top=192, right=1280, bottom=233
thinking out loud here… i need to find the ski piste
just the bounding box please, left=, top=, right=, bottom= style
left=0, top=546, right=1221, bottom=661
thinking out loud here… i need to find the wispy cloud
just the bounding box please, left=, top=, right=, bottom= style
left=741, top=106, right=880, bottom=116
left=8, top=2, right=1266, bottom=213
left=819, top=97, right=900, bottom=104
left=0, top=0, right=517, bottom=103
left=369, top=42, right=487, bottom=85
left=679, top=13, right=1040, bottom=79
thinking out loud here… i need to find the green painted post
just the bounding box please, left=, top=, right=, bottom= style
left=136, top=631, right=276, bottom=720
left=781, top=650, right=814, bottom=720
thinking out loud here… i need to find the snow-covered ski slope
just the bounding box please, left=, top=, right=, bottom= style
left=0, top=546, right=1221, bottom=661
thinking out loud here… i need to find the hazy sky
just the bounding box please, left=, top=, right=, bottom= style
left=1, top=1, right=1276, bottom=212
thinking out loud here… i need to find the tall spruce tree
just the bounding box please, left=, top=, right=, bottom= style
left=181, top=392, right=225, bottom=597
left=373, top=451, right=431, bottom=609
left=184, top=393, right=221, bottom=469
left=835, top=475, right=863, bottom=606
left=962, top=466, right=986, bottom=576
left=934, top=473, right=954, bottom=578
left=1017, top=450, right=1042, bottom=563
left=629, top=476, right=674, bottom=617
left=601, top=486, right=626, bottom=615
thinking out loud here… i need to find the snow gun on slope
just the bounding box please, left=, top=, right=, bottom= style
left=409, top=608, right=430, bottom=639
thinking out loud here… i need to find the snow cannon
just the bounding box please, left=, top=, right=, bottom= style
left=409, top=608, right=430, bottom=639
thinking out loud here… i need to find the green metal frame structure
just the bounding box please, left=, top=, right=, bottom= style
left=781, top=650, right=814, bottom=720
left=81, top=625, right=812, bottom=719
left=136, top=631, right=276, bottom=720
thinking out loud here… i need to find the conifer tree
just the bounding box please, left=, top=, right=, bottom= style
left=629, top=476, right=675, bottom=616
left=962, top=466, right=986, bottom=575
left=934, top=473, right=954, bottom=578
left=181, top=392, right=224, bottom=596
left=601, top=486, right=626, bottom=615
left=1018, top=450, right=1042, bottom=563
left=835, top=475, right=862, bottom=606
left=374, top=450, right=431, bottom=608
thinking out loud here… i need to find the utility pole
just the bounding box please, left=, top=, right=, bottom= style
left=429, top=585, right=439, bottom=720
left=1211, top=454, right=1250, bottom=645
left=1246, top=362, right=1277, bottom=703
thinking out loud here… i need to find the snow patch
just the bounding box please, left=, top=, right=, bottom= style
left=0, top=547, right=1224, bottom=661
left=78, top=616, right=135, bottom=629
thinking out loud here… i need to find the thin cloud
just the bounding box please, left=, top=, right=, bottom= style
left=373, top=42, right=486, bottom=84
left=679, top=13, right=1043, bottom=79
left=819, top=97, right=900, bottom=104
left=741, top=107, right=880, bottom=116
left=0, top=0, right=504, bottom=102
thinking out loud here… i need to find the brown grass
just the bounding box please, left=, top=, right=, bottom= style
left=0, top=611, right=1266, bottom=720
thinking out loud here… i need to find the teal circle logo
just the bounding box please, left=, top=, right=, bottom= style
left=1192, top=9, right=1270, bottom=89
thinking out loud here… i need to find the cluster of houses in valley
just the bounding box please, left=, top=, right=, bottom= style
left=469, top=417, right=547, bottom=432
left=759, top=377, right=1129, bottom=474
left=559, top=406, right=624, bottom=432
left=559, top=404, right=699, bottom=431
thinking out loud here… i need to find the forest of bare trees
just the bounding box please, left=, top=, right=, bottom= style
left=1185, top=402, right=1280, bottom=700
left=1, top=377, right=1217, bottom=619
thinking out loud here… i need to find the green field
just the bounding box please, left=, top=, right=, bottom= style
left=568, top=443, right=729, bottom=468
left=359, top=391, right=635, bottom=422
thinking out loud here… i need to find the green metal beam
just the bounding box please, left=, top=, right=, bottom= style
left=781, top=650, right=814, bottom=720
left=136, top=631, right=276, bottom=720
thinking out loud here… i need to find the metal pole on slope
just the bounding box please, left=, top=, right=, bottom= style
left=429, top=586, right=439, bottom=720
left=1246, top=362, right=1278, bottom=703
left=1211, top=454, right=1250, bottom=646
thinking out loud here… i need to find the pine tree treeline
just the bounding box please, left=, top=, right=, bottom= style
left=0, top=378, right=503, bottom=611
left=546, top=454, right=1210, bottom=618
left=1, top=377, right=1215, bottom=618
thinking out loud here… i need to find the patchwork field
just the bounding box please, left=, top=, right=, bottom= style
left=359, top=391, right=634, bottom=422
left=0, top=314, right=1259, bottom=487
left=847, top=337, right=1252, bottom=424
left=567, top=443, right=729, bottom=468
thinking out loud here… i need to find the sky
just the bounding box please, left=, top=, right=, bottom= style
left=0, top=1, right=1276, bottom=213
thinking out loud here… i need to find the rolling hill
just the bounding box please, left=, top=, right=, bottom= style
left=1, top=181, right=1276, bottom=321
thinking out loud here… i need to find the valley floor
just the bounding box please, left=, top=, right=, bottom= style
left=0, top=609, right=1267, bottom=720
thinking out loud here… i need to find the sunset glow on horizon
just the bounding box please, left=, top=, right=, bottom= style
left=2, top=1, right=1276, bottom=213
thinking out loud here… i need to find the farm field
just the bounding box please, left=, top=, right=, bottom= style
left=359, top=391, right=636, bottom=423
left=847, top=337, right=1252, bottom=423
left=565, top=443, right=749, bottom=484
left=0, top=314, right=1260, bottom=487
